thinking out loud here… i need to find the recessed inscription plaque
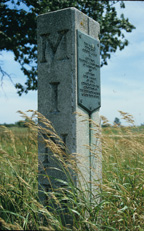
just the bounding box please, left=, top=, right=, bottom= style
left=77, top=30, right=101, bottom=113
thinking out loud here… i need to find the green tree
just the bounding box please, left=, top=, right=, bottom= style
left=0, top=0, right=135, bottom=95
left=114, top=117, right=121, bottom=126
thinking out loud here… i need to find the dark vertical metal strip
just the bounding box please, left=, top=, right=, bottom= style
left=89, top=112, right=92, bottom=204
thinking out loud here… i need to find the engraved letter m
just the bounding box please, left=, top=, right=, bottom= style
left=40, top=30, right=69, bottom=63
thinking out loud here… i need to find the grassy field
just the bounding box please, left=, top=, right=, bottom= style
left=0, top=111, right=144, bottom=230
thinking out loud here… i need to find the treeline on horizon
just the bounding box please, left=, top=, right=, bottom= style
left=1, top=121, right=144, bottom=128
left=0, top=121, right=28, bottom=128
left=0, top=118, right=38, bottom=128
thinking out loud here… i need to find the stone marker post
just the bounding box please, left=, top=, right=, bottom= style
left=37, top=7, right=102, bottom=216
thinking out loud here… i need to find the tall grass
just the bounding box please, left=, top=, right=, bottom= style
left=101, top=111, right=144, bottom=230
left=0, top=110, right=144, bottom=230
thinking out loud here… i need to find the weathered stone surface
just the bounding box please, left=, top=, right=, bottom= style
left=37, top=7, right=101, bottom=207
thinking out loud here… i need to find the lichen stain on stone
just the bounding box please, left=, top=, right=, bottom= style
left=80, top=21, right=84, bottom=26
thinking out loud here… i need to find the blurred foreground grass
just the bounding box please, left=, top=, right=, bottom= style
left=0, top=111, right=144, bottom=230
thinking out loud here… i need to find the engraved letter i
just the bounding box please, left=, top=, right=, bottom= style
left=50, top=82, right=60, bottom=113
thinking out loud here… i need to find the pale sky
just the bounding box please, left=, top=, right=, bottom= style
left=0, top=1, right=144, bottom=125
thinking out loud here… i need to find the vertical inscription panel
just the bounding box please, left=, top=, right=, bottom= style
left=77, top=30, right=101, bottom=113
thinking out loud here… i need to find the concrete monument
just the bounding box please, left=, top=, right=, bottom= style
left=37, top=7, right=101, bottom=216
